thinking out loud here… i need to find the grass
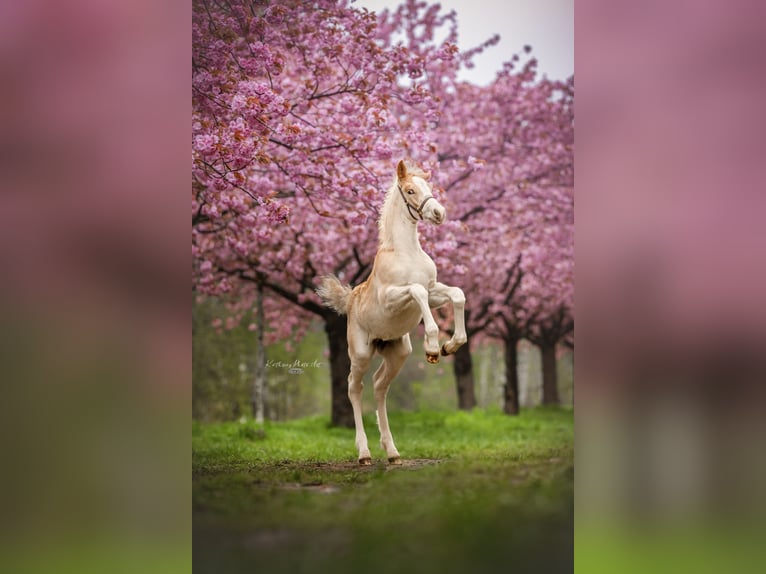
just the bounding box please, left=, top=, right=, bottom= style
left=193, top=407, right=573, bottom=574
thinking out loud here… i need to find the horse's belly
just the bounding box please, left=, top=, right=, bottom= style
left=363, top=303, right=421, bottom=341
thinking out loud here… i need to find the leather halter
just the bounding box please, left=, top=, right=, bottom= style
left=398, top=184, right=436, bottom=222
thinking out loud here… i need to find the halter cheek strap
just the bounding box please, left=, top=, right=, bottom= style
left=398, top=184, right=435, bottom=222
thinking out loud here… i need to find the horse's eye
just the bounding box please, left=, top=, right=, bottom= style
left=407, top=189, right=415, bottom=195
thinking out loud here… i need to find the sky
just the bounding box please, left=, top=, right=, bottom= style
left=353, top=0, right=574, bottom=85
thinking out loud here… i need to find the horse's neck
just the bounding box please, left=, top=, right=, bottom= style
left=379, top=192, right=422, bottom=254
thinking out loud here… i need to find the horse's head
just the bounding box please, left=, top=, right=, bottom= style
left=396, top=159, right=446, bottom=225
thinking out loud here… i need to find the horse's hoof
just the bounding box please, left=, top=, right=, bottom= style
left=440, top=344, right=452, bottom=356
left=426, top=353, right=439, bottom=364
left=358, top=457, right=372, bottom=466
left=388, top=457, right=402, bottom=465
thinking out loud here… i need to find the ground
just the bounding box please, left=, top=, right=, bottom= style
left=193, top=407, right=573, bottom=574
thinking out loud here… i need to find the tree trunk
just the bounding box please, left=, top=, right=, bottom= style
left=453, top=342, right=476, bottom=410
left=570, top=350, right=574, bottom=406
left=503, top=336, right=520, bottom=415
left=324, top=313, right=354, bottom=427
left=251, top=283, right=266, bottom=424
left=541, top=342, right=559, bottom=405
left=478, top=344, right=490, bottom=405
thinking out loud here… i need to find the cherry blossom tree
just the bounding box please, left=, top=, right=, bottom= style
left=192, top=0, right=574, bottom=422
left=192, top=0, right=477, bottom=425
left=425, top=53, right=574, bottom=413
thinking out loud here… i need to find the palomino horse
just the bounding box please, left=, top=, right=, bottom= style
left=317, top=159, right=467, bottom=465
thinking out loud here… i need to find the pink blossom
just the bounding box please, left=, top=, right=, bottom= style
left=467, top=156, right=485, bottom=170
left=192, top=0, right=573, bottom=353
left=193, top=134, right=218, bottom=155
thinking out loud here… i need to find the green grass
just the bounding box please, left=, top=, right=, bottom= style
left=193, top=407, right=573, bottom=574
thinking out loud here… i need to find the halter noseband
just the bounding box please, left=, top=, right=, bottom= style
left=398, top=184, right=436, bottom=222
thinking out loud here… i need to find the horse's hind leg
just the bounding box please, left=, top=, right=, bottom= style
left=373, top=334, right=412, bottom=465
left=348, top=320, right=373, bottom=465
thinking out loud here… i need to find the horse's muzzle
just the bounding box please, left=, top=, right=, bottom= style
left=430, top=207, right=446, bottom=224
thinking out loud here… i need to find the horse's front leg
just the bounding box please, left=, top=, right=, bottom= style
left=428, top=282, right=467, bottom=355
left=384, top=284, right=441, bottom=363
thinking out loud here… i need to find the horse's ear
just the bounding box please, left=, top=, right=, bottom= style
left=396, top=160, right=407, bottom=181
left=422, top=171, right=431, bottom=181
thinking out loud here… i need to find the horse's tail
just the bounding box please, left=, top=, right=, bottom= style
left=316, top=275, right=352, bottom=316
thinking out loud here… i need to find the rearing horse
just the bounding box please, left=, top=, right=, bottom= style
left=317, top=159, right=467, bottom=465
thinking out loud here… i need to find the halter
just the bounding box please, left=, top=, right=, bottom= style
left=398, top=184, right=436, bottom=222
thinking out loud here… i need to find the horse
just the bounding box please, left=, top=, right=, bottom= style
left=317, top=159, right=467, bottom=465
